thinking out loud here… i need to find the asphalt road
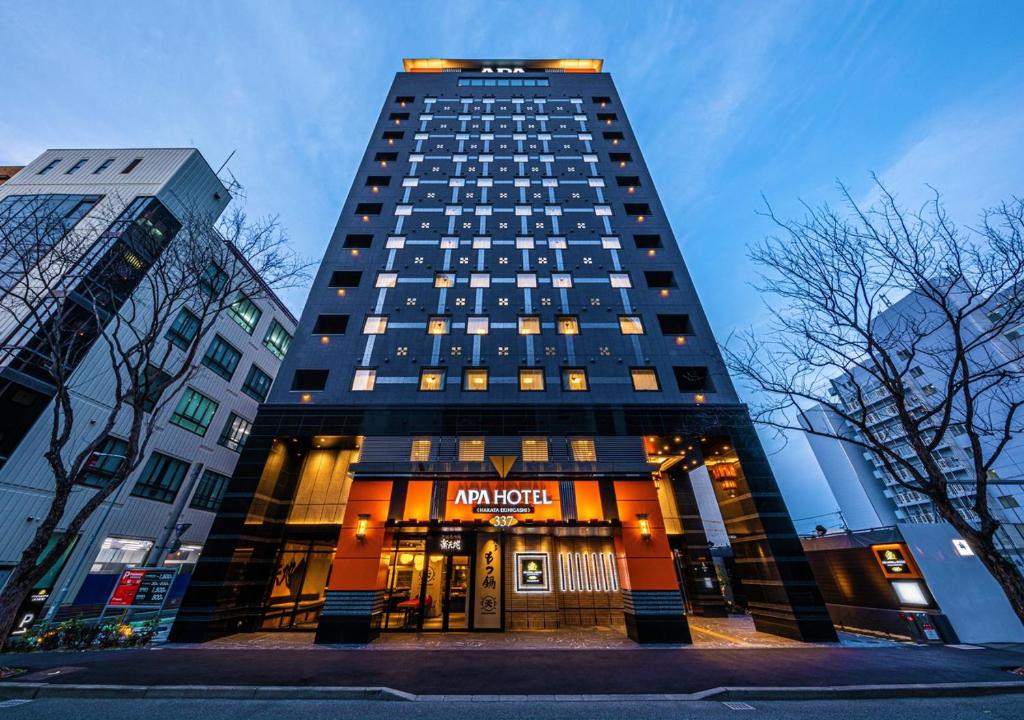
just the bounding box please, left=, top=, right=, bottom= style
left=0, top=696, right=1022, bottom=720
left=5, top=644, right=1024, bottom=695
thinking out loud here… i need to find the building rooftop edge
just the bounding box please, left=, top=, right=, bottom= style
left=402, top=58, right=604, bottom=73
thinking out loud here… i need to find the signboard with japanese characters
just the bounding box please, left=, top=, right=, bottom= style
left=474, top=536, right=502, bottom=629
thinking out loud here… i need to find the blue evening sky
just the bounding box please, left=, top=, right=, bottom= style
left=3, top=1, right=1023, bottom=530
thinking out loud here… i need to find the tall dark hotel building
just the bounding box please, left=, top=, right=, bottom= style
left=174, top=59, right=835, bottom=644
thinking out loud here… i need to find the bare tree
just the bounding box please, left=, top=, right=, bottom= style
left=725, top=180, right=1024, bottom=624
left=0, top=192, right=311, bottom=646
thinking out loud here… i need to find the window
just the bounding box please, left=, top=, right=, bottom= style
left=548, top=237, right=567, bottom=249
left=410, top=438, right=432, bottom=461
left=601, top=236, right=621, bottom=249
left=673, top=366, right=713, bottom=392
left=466, top=316, right=489, bottom=335
left=609, top=273, right=632, bottom=288
left=344, top=234, right=373, bottom=248
left=631, top=368, right=660, bottom=391
left=616, top=175, right=640, bottom=188
left=170, top=388, right=218, bottom=435
left=463, top=368, right=489, bottom=391
left=516, top=237, right=535, bottom=249
left=427, top=316, right=450, bottom=335
left=363, top=315, right=388, bottom=334
left=644, top=271, right=676, bottom=288
left=37, top=158, right=62, bottom=175
left=557, top=316, right=579, bottom=335
left=65, top=158, right=88, bottom=175
left=263, top=319, right=292, bottom=360
left=562, top=368, right=589, bottom=391
left=80, top=436, right=129, bottom=488
left=375, top=272, right=398, bottom=288
left=200, top=262, right=228, bottom=298
left=419, top=368, right=446, bottom=391
left=551, top=273, right=573, bottom=288
left=435, top=272, right=455, bottom=288
left=518, top=316, right=541, bottom=335
left=139, top=365, right=170, bottom=413
left=657, top=314, right=693, bottom=334
left=228, top=294, right=262, bottom=334
left=190, top=469, right=231, bottom=511
left=594, top=205, right=613, bottom=217
left=352, top=369, right=376, bottom=391
left=368, top=174, right=392, bottom=186
left=242, top=365, right=272, bottom=402
left=519, top=368, right=545, bottom=391
left=386, top=235, right=406, bottom=249
left=93, top=157, right=115, bottom=174
left=609, top=152, right=632, bottom=165
left=132, top=452, right=189, bottom=503
left=521, top=438, right=549, bottom=462
left=517, top=273, right=537, bottom=288
left=998, top=495, right=1020, bottom=509
left=314, top=314, right=349, bottom=334
left=619, top=316, right=645, bottom=334
left=202, top=335, right=242, bottom=381
left=121, top=158, right=143, bottom=174
left=165, top=307, right=200, bottom=349
left=470, top=272, right=491, bottom=288
left=570, top=438, right=597, bottom=462
left=603, top=131, right=624, bottom=143
left=634, top=234, right=662, bottom=249
left=458, top=438, right=485, bottom=461
left=472, top=236, right=492, bottom=249
left=329, top=271, right=362, bottom=287
left=292, top=369, right=328, bottom=391
left=218, top=413, right=253, bottom=452
left=355, top=203, right=382, bottom=215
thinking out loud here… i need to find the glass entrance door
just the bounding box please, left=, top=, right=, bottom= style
left=421, top=554, right=470, bottom=630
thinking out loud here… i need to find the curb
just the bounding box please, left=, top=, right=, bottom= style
left=1, top=680, right=1023, bottom=702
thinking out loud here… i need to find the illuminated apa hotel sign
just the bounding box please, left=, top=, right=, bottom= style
left=453, top=487, right=554, bottom=514
left=403, top=58, right=604, bottom=73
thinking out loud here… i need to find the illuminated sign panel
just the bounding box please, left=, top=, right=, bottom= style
left=515, top=552, right=551, bottom=593
left=453, top=486, right=553, bottom=514
left=872, top=543, right=921, bottom=579
left=403, top=58, right=603, bottom=73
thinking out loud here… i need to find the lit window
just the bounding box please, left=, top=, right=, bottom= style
left=445, top=205, right=463, bottom=216
left=631, top=368, right=660, bottom=391
left=601, top=236, right=621, bottom=249
left=419, top=368, right=446, bottom=392
left=394, top=204, right=413, bottom=216
left=402, top=177, right=419, bottom=187
left=386, top=235, right=406, bottom=249
left=470, top=273, right=490, bottom=288
left=557, top=316, right=579, bottom=335
left=351, top=369, right=376, bottom=391
left=459, top=437, right=485, bottom=460
left=548, top=237, right=567, bottom=249
left=551, top=273, right=573, bottom=288
left=515, top=205, right=532, bottom=216
left=463, top=369, right=489, bottom=391
left=472, top=236, right=492, bottom=249
left=427, top=316, right=450, bottom=335
left=517, top=273, right=537, bottom=288
left=376, top=272, right=398, bottom=288
left=594, top=205, right=613, bottom=216
left=521, top=438, right=549, bottom=462
left=410, top=438, right=432, bottom=461
left=570, top=438, right=597, bottom=462
left=514, top=177, right=530, bottom=188
left=562, top=368, right=589, bottom=391
left=518, top=316, right=541, bottom=335
left=466, top=316, right=489, bottom=335
left=542, top=177, right=559, bottom=188
left=435, top=272, right=455, bottom=288
left=609, top=273, right=632, bottom=288
left=619, top=316, right=645, bottom=334
left=477, top=177, right=494, bottom=187
left=363, top=316, right=388, bottom=334
left=544, top=205, right=562, bottom=216
left=519, top=368, right=545, bottom=391
left=448, top=177, right=466, bottom=187
left=475, top=205, right=493, bottom=216
left=440, top=237, right=459, bottom=249
left=516, top=236, right=535, bottom=249
left=588, top=177, right=606, bottom=188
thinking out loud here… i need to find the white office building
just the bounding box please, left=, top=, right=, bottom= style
left=0, top=149, right=296, bottom=629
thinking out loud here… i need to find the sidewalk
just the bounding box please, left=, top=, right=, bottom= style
left=2, top=642, right=1022, bottom=697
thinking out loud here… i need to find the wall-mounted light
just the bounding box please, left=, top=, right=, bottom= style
left=637, top=513, right=652, bottom=541
left=355, top=513, right=370, bottom=542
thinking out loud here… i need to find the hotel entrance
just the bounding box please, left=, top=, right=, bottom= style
left=381, top=536, right=470, bottom=631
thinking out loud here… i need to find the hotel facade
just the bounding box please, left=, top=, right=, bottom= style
left=173, top=59, right=835, bottom=644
